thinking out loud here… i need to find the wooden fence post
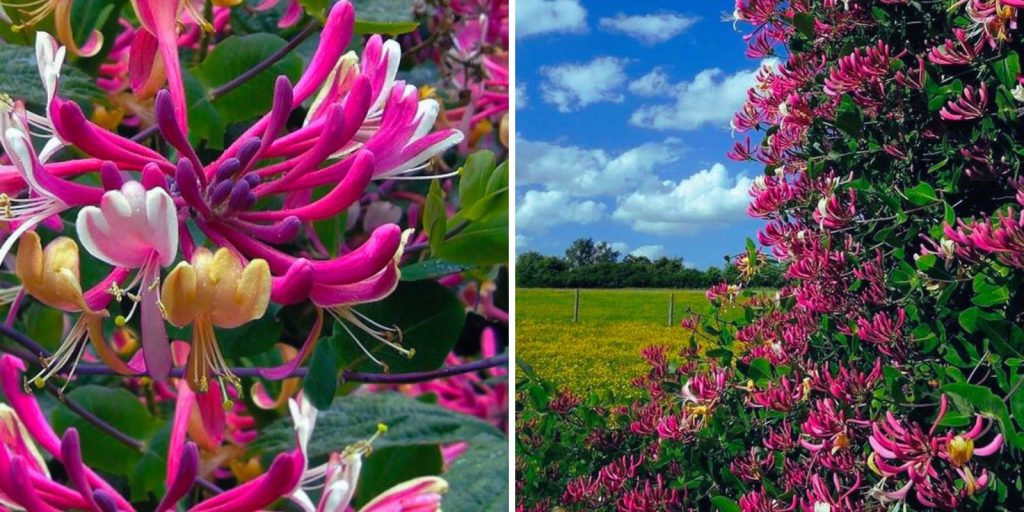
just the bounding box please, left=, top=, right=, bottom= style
left=573, top=288, right=580, bottom=323
left=668, top=292, right=674, bottom=326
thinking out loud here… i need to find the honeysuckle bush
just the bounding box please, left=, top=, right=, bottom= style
left=517, top=1, right=1024, bottom=511
left=0, top=0, right=508, bottom=510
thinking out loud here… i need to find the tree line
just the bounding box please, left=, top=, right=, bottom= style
left=516, top=238, right=784, bottom=289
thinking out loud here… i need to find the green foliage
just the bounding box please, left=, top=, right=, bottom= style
left=0, top=45, right=103, bottom=109
left=250, top=392, right=503, bottom=460
left=443, top=434, right=509, bottom=512
left=51, top=386, right=160, bottom=476
left=333, top=280, right=465, bottom=373
left=186, top=34, right=305, bottom=148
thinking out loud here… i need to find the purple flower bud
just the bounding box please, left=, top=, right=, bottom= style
left=236, top=137, right=262, bottom=168
left=228, top=179, right=253, bottom=212
left=99, top=161, right=124, bottom=191
left=209, top=179, right=234, bottom=205
left=176, top=159, right=211, bottom=217
left=215, top=158, right=241, bottom=182
left=93, top=490, right=120, bottom=512
left=244, top=173, right=261, bottom=187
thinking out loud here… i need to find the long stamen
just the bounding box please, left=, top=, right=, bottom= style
left=23, top=315, right=90, bottom=394
left=331, top=306, right=414, bottom=363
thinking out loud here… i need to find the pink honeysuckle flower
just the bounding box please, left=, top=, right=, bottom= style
left=868, top=394, right=1004, bottom=506
left=0, top=32, right=67, bottom=163
left=0, top=105, right=104, bottom=264
left=128, top=0, right=208, bottom=129
left=939, top=83, right=989, bottom=121
left=0, top=355, right=138, bottom=511
left=76, top=180, right=179, bottom=380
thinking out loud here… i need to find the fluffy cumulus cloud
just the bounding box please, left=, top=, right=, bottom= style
left=612, top=163, right=753, bottom=235
left=517, top=190, right=606, bottom=232
left=609, top=242, right=630, bottom=254
left=540, top=56, right=629, bottom=112
left=517, top=0, right=588, bottom=38
left=517, top=136, right=684, bottom=196
left=516, top=82, right=528, bottom=109
left=630, top=60, right=776, bottom=130
left=598, top=13, right=699, bottom=44
left=630, top=245, right=666, bottom=259
left=628, top=68, right=673, bottom=97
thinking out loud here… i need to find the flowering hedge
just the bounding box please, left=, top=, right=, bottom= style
left=516, top=1, right=1024, bottom=511
left=0, top=0, right=508, bottom=509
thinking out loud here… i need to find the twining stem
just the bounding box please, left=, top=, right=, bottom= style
left=0, top=322, right=509, bottom=382
left=208, top=20, right=319, bottom=101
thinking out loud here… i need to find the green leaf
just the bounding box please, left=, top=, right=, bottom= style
left=424, top=180, right=448, bottom=253
left=942, top=382, right=1024, bottom=449
left=24, top=304, right=64, bottom=350
left=994, top=51, right=1020, bottom=90
left=435, top=213, right=509, bottom=266
left=835, top=95, right=863, bottom=137
left=792, top=12, right=815, bottom=39
left=460, top=151, right=498, bottom=213
left=216, top=306, right=284, bottom=359
left=0, top=45, right=103, bottom=109
left=905, top=183, right=938, bottom=206
left=250, top=393, right=503, bottom=460
left=335, top=280, right=465, bottom=373
left=303, top=334, right=339, bottom=410
left=190, top=34, right=304, bottom=145
left=352, top=0, right=419, bottom=35
left=442, top=434, right=509, bottom=511
left=401, top=259, right=471, bottom=281
left=465, top=161, right=509, bottom=223
left=711, top=496, right=742, bottom=512
left=354, top=445, right=444, bottom=508
left=298, top=0, right=330, bottom=19
left=51, top=386, right=159, bottom=476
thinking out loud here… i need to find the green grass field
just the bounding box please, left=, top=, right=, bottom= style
left=516, top=288, right=711, bottom=399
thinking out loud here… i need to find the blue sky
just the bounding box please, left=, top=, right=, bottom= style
left=514, top=0, right=769, bottom=268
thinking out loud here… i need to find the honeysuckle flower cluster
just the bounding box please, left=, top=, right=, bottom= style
left=517, top=0, right=1024, bottom=510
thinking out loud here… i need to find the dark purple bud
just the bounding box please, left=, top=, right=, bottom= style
left=176, top=159, right=211, bottom=217
left=156, top=89, right=205, bottom=185
left=155, top=442, right=199, bottom=512
left=99, top=161, right=124, bottom=191
left=141, top=162, right=168, bottom=190
left=215, top=158, right=241, bottom=182
left=228, top=179, right=252, bottom=211
left=236, top=137, right=262, bottom=169
left=93, top=490, right=119, bottom=512
left=209, top=179, right=234, bottom=205
left=244, top=173, right=261, bottom=187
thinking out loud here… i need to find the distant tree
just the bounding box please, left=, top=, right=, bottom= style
left=593, top=242, right=620, bottom=264
left=564, top=238, right=597, bottom=269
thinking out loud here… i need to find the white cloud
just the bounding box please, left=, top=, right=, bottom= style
left=630, top=245, right=665, bottom=259
left=515, top=234, right=531, bottom=252
left=540, top=57, right=629, bottom=112
left=516, top=82, right=528, bottom=109
left=516, top=0, right=587, bottom=38
left=517, top=190, right=606, bottom=232
left=629, top=68, right=673, bottom=97
left=517, top=136, right=684, bottom=196
left=609, top=242, right=629, bottom=254
left=630, top=61, right=775, bottom=130
left=599, top=13, right=698, bottom=44
left=612, top=163, right=753, bottom=235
